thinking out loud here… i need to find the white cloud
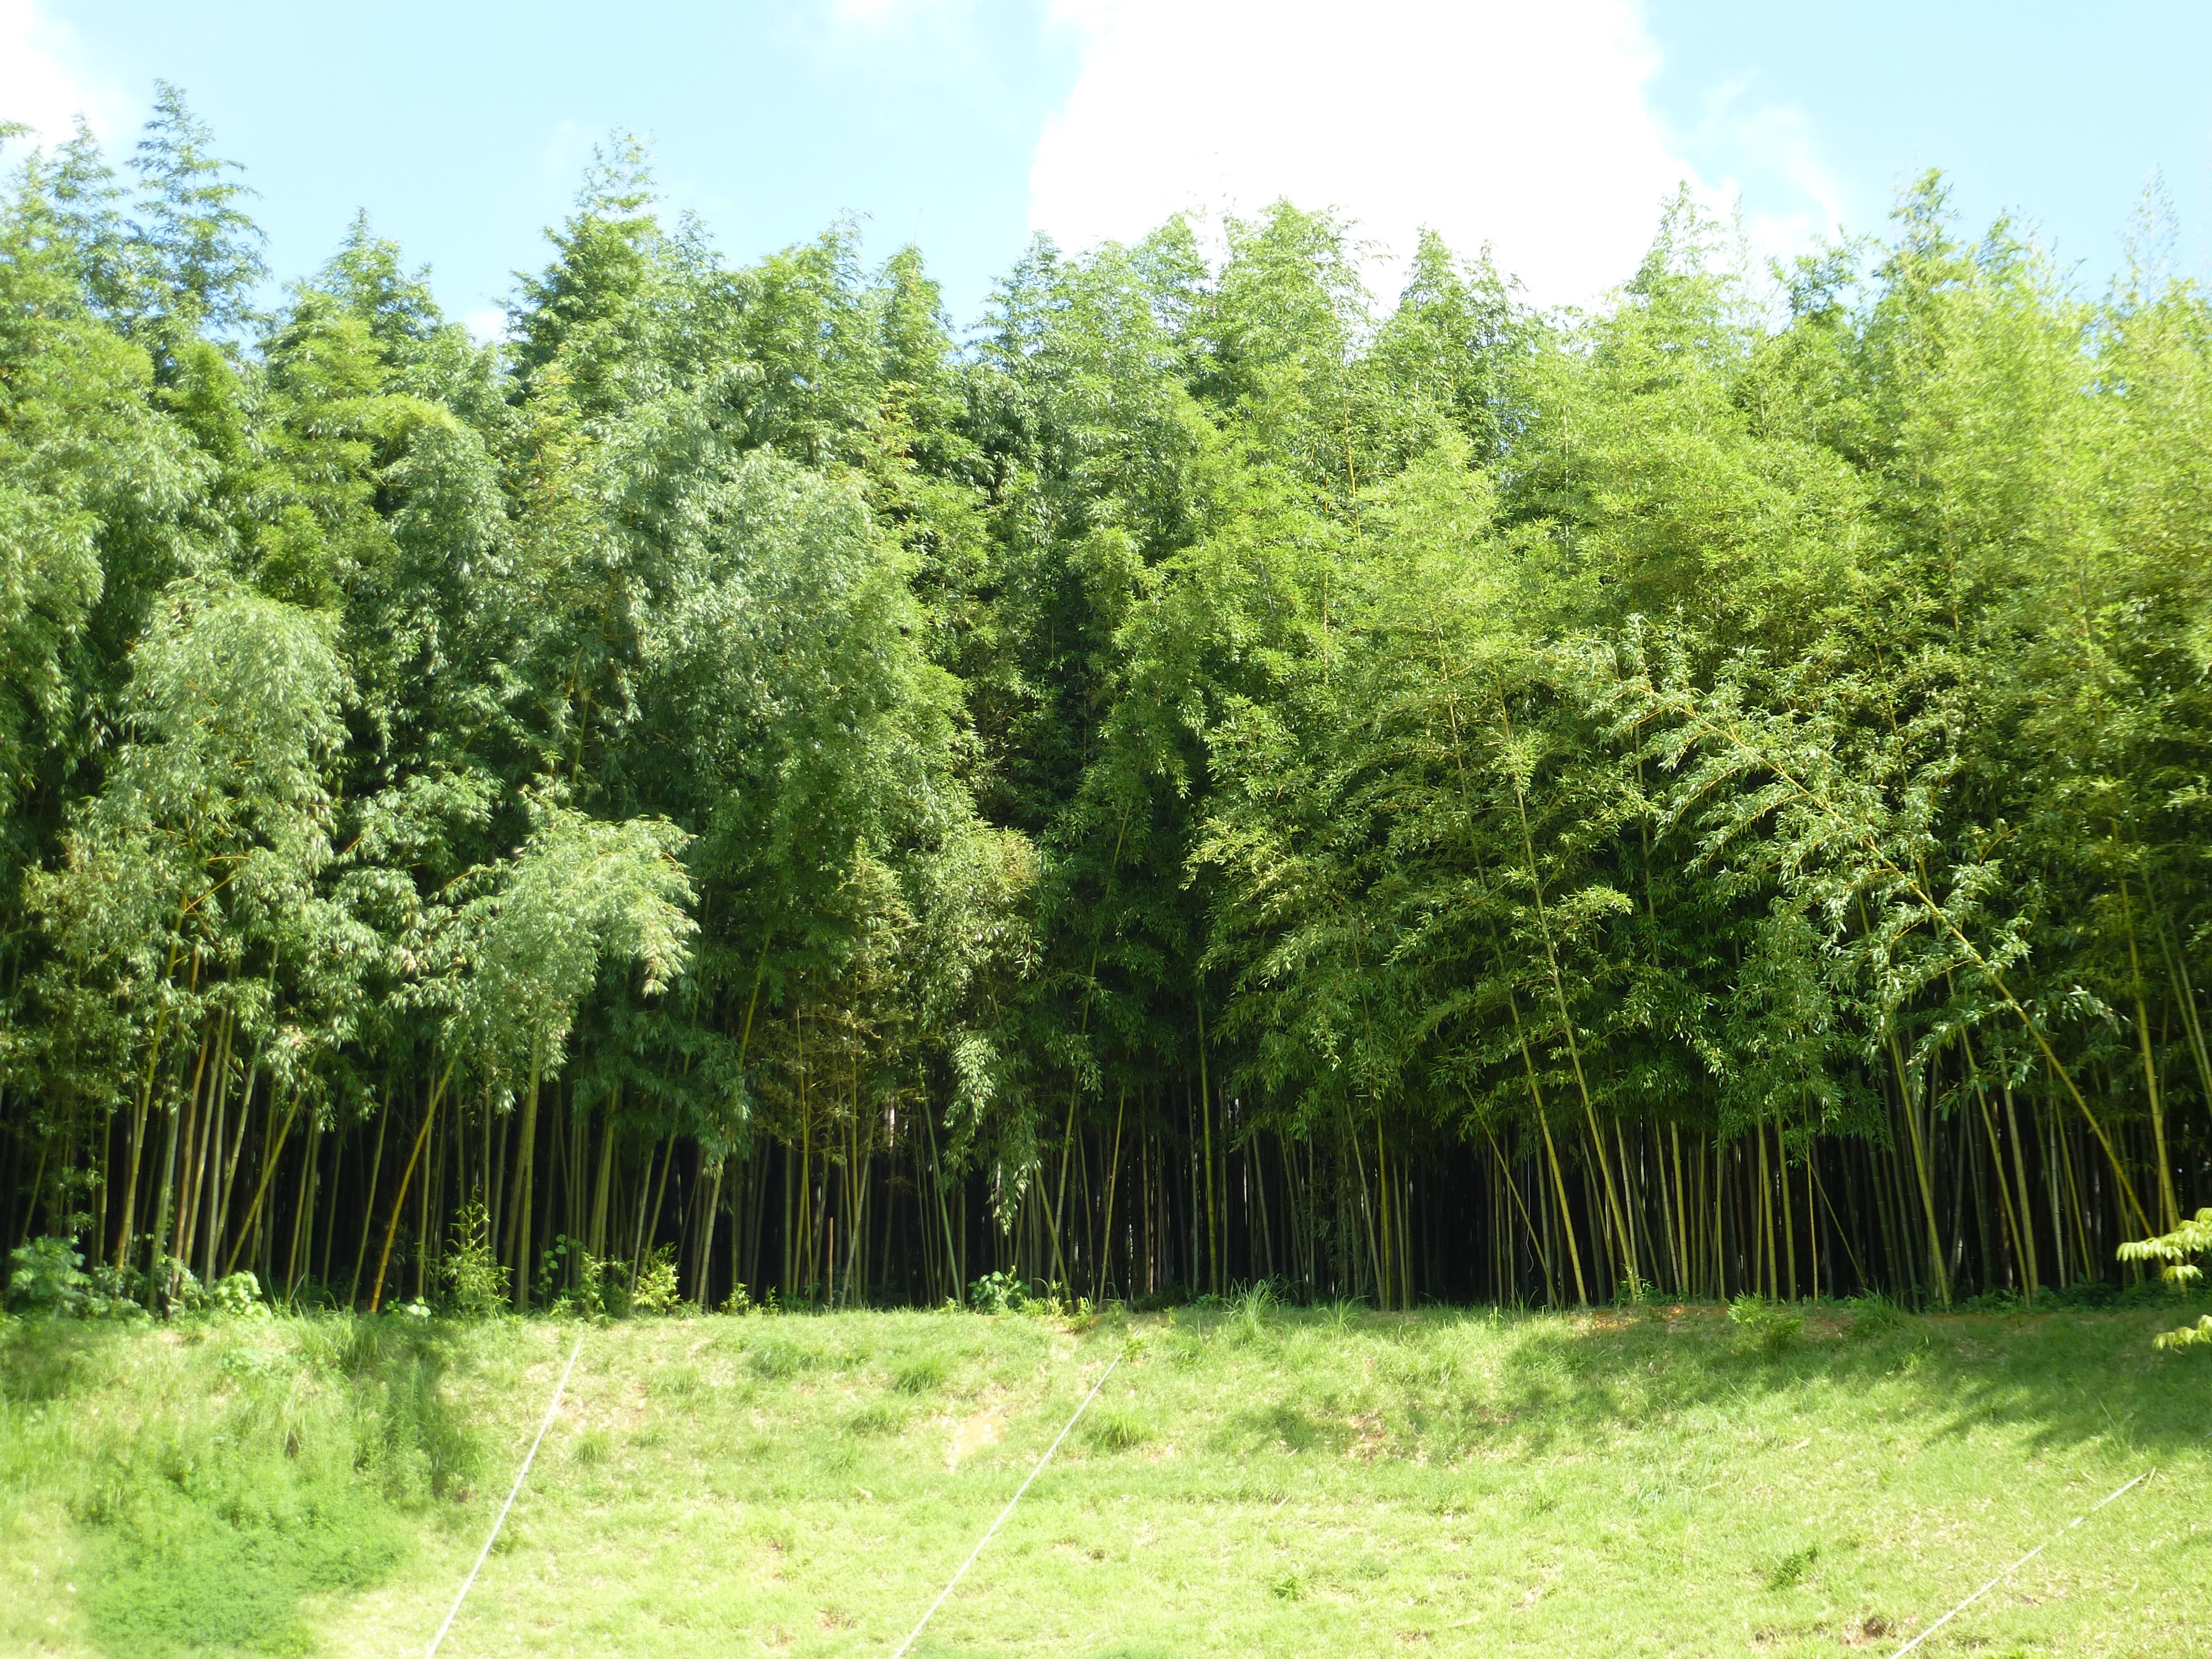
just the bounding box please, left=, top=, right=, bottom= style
left=1026, top=0, right=1834, bottom=309
left=463, top=305, right=509, bottom=345
left=1681, top=74, right=1854, bottom=271
left=0, top=0, right=127, bottom=153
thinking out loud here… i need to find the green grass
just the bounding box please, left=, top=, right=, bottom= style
left=3, top=1302, right=2209, bottom=1656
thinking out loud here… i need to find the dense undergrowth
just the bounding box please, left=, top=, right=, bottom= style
left=3, top=1298, right=2206, bottom=1656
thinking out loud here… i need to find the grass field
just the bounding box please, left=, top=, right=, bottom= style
left=2, top=1299, right=2208, bottom=1657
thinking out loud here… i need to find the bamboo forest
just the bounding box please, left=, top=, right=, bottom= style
left=6, top=91, right=2212, bottom=1326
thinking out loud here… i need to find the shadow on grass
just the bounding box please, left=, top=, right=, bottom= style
left=1474, top=1303, right=2211, bottom=1462
left=1203, top=1302, right=2211, bottom=1468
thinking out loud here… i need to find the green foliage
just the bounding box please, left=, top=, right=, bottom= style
left=2119, top=1209, right=2212, bottom=1348
left=6, top=1237, right=90, bottom=1314
left=205, top=1270, right=268, bottom=1317
left=1728, top=1293, right=1803, bottom=1357
left=1765, top=1542, right=1820, bottom=1591
left=968, top=1269, right=1027, bottom=1313
left=630, top=1246, right=683, bottom=1316
left=1, top=1316, right=485, bottom=1656
left=440, top=1202, right=508, bottom=1319
left=3, top=93, right=2211, bottom=1338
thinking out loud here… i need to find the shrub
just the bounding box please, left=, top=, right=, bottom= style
left=2119, top=1208, right=2212, bottom=1350
left=1729, top=1293, right=1802, bottom=1356
left=207, top=1270, right=269, bottom=1317
left=969, top=1269, right=1025, bottom=1313
left=7, top=1237, right=89, bottom=1314
left=630, top=1245, right=682, bottom=1316
left=545, top=1239, right=631, bottom=1319
left=9, top=1241, right=147, bottom=1319
left=441, top=1202, right=509, bottom=1318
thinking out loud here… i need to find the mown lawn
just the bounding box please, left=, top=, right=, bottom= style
left=2, top=1300, right=2207, bottom=1657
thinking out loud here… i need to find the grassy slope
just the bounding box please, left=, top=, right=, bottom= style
left=2, top=1303, right=2208, bottom=1658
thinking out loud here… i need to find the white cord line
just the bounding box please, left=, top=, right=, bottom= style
left=1890, top=1469, right=2151, bottom=1657
left=425, top=1331, right=585, bottom=1659
left=890, top=1351, right=1123, bottom=1659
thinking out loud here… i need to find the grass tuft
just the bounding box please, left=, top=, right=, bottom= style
left=893, top=1357, right=946, bottom=1396
left=1765, top=1542, right=1820, bottom=1591
left=1080, top=1401, right=1151, bottom=1451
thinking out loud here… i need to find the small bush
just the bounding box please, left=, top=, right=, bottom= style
left=7, top=1236, right=91, bottom=1314
left=969, top=1270, right=1025, bottom=1313
left=630, top=1246, right=682, bottom=1316
left=441, top=1202, right=509, bottom=1319
left=547, top=1240, right=632, bottom=1319
left=207, top=1270, right=269, bottom=1317
left=7, top=1240, right=148, bottom=1320
left=1729, top=1293, right=1802, bottom=1356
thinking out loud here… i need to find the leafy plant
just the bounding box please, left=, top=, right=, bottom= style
left=207, top=1270, right=268, bottom=1317
left=1766, top=1543, right=1820, bottom=1590
left=968, top=1270, right=1027, bottom=1314
left=2118, top=1208, right=2212, bottom=1349
left=6, top=1237, right=90, bottom=1315
left=630, top=1246, right=682, bottom=1316
left=1729, top=1294, right=1802, bottom=1357
left=440, top=1202, right=509, bottom=1319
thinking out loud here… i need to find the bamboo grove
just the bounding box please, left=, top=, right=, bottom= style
left=3, top=92, right=2209, bottom=1321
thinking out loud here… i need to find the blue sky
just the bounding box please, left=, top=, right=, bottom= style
left=5, top=1, right=2208, bottom=333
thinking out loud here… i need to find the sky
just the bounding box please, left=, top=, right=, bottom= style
left=3, top=0, right=2208, bottom=336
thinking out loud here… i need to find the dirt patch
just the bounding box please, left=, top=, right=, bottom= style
left=1344, top=1411, right=1389, bottom=1462
left=1839, top=1613, right=1895, bottom=1647
left=947, top=1399, right=1006, bottom=1468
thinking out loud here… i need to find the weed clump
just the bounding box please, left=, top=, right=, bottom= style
left=1765, top=1543, right=1819, bottom=1590
left=1845, top=1292, right=1905, bottom=1339
left=748, top=1335, right=811, bottom=1379
left=1082, top=1402, right=1153, bottom=1451
left=1729, top=1294, right=1802, bottom=1357
left=894, top=1356, right=947, bottom=1395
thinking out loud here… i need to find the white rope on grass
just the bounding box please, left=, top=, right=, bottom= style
left=425, top=1330, right=585, bottom=1659
left=1889, top=1468, right=2151, bottom=1657
left=890, top=1350, right=1123, bottom=1659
